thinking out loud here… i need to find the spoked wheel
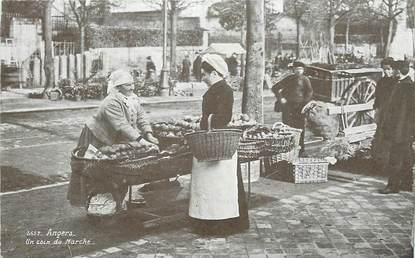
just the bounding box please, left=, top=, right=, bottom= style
left=340, top=78, right=377, bottom=130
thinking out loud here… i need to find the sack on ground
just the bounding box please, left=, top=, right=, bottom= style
left=302, top=101, right=339, bottom=140
left=87, top=193, right=124, bottom=216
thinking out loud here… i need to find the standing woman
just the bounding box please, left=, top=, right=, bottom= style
left=189, top=54, right=249, bottom=235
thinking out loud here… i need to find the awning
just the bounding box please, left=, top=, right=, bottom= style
left=203, top=43, right=246, bottom=56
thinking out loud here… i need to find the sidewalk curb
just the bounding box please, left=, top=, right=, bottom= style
left=0, top=181, right=69, bottom=197
left=0, top=92, right=275, bottom=115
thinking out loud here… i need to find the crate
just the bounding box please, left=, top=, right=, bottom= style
left=240, top=160, right=260, bottom=183
left=290, top=158, right=328, bottom=184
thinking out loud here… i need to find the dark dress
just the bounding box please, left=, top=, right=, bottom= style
left=272, top=74, right=313, bottom=152
left=181, top=58, right=191, bottom=82
left=190, top=79, right=249, bottom=236
left=374, top=76, right=398, bottom=125
left=226, top=56, right=239, bottom=76
left=192, top=55, right=202, bottom=82
left=146, top=60, right=156, bottom=79
left=372, top=76, right=415, bottom=191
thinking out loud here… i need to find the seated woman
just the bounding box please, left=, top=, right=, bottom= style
left=188, top=54, right=249, bottom=236
left=67, top=69, right=159, bottom=211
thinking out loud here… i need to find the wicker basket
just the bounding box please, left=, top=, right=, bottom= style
left=272, top=123, right=302, bottom=147
left=159, top=152, right=193, bottom=174
left=184, top=115, right=242, bottom=161
left=273, top=146, right=300, bottom=163
left=238, top=140, right=266, bottom=160
left=238, top=130, right=266, bottom=160
left=290, top=158, right=328, bottom=184
left=157, top=135, right=186, bottom=150
left=71, top=148, right=160, bottom=176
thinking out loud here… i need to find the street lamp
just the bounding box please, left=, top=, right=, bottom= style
left=159, top=0, right=170, bottom=96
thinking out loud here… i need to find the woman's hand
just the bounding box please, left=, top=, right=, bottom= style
left=280, top=97, right=287, bottom=104
left=137, top=138, right=159, bottom=152
left=145, top=132, right=159, bottom=145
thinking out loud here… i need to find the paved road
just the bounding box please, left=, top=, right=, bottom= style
left=0, top=97, right=280, bottom=191
left=1, top=174, right=413, bottom=258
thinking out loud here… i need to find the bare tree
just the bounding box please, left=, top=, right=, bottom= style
left=143, top=0, right=203, bottom=79
left=242, top=0, right=265, bottom=123
left=66, top=0, right=117, bottom=80
left=408, top=0, right=415, bottom=56
left=43, top=0, right=55, bottom=94
left=367, top=0, right=411, bottom=57
left=285, top=0, right=312, bottom=58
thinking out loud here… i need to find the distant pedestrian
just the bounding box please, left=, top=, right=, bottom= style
left=181, top=55, right=191, bottom=82
left=226, top=52, right=239, bottom=76
left=264, top=64, right=273, bottom=89
left=193, top=51, right=202, bottom=82
left=146, top=56, right=156, bottom=79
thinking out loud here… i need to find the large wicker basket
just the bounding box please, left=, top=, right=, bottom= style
left=290, top=158, right=328, bottom=184
left=184, top=115, right=242, bottom=161
left=71, top=148, right=160, bottom=177
left=159, top=152, right=193, bottom=175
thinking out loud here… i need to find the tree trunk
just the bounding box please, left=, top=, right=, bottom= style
left=170, top=0, right=178, bottom=80
left=240, top=23, right=245, bottom=77
left=380, top=23, right=384, bottom=55
left=43, top=0, right=54, bottom=94
left=345, top=17, right=350, bottom=54
left=80, top=24, right=85, bottom=81
left=413, top=28, right=415, bottom=58
left=384, top=19, right=394, bottom=57
left=328, top=15, right=336, bottom=64
left=296, top=18, right=301, bottom=58
left=242, top=0, right=265, bottom=123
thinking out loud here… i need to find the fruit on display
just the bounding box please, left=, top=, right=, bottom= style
left=152, top=116, right=201, bottom=138
left=245, top=125, right=275, bottom=139
left=160, top=144, right=190, bottom=156
left=228, top=114, right=257, bottom=129
left=98, top=142, right=159, bottom=160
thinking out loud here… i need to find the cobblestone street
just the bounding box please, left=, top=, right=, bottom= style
left=68, top=177, right=415, bottom=258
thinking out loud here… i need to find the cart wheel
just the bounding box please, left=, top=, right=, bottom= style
left=340, top=78, right=376, bottom=130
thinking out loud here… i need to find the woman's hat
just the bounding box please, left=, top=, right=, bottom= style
left=202, top=54, right=229, bottom=76
left=107, top=69, right=134, bottom=93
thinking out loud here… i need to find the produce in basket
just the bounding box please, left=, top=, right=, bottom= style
left=244, top=125, right=274, bottom=139
left=98, top=142, right=159, bottom=160
left=160, top=144, right=190, bottom=156
left=228, top=113, right=257, bottom=129
left=152, top=116, right=200, bottom=138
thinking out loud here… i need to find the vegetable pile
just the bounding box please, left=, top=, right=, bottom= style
left=228, top=114, right=257, bottom=129
left=152, top=116, right=201, bottom=138
left=98, top=142, right=159, bottom=160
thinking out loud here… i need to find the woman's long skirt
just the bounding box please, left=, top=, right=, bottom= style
left=189, top=152, right=249, bottom=235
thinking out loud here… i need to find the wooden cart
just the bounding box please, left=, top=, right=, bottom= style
left=305, top=66, right=383, bottom=142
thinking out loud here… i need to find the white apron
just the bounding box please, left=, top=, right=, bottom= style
left=188, top=152, right=239, bottom=220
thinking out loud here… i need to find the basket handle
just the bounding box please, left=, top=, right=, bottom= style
left=207, top=114, right=214, bottom=132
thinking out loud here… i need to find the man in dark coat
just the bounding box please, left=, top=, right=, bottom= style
left=193, top=51, right=202, bottom=82
left=181, top=55, right=191, bottom=82
left=226, top=52, right=239, bottom=76
left=146, top=56, right=156, bottom=79
left=375, top=60, right=415, bottom=194
left=272, top=61, right=313, bottom=155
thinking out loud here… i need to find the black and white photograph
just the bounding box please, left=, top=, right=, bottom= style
left=0, top=0, right=414, bottom=257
